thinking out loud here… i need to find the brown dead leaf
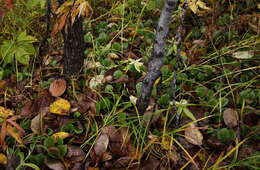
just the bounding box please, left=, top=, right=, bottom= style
left=101, top=151, right=113, bottom=161
left=45, top=158, right=66, bottom=170
left=20, top=100, right=33, bottom=117
left=223, top=108, right=238, bottom=128
left=65, top=145, right=85, bottom=163
left=185, top=123, right=203, bottom=146
left=51, top=14, right=67, bottom=37
left=142, top=156, right=160, bottom=170
left=49, top=78, right=67, bottom=97
left=31, top=110, right=48, bottom=134
left=94, top=133, right=109, bottom=157
left=112, top=157, right=133, bottom=169
left=108, top=127, right=133, bottom=157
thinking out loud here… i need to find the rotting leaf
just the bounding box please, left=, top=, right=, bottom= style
left=223, top=108, right=238, bottom=128
left=94, top=133, right=109, bottom=157
left=49, top=98, right=71, bottom=115
left=49, top=78, right=67, bottom=97
left=185, top=123, right=203, bottom=146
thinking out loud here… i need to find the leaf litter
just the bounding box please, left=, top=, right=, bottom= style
left=0, top=1, right=259, bottom=169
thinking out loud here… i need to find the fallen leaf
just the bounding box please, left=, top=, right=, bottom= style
left=6, top=125, right=23, bottom=145
left=45, top=158, right=66, bottom=170
left=101, top=151, right=112, bottom=161
left=31, top=111, right=48, bottom=134
left=142, top=156, right=160, bottom=170
left=0, top=106, right=14, bottom=118
left=107, top=53, right=120, bottom=59
left=50, top=98, right=71, bottom=115
left=185, top=123, right=203, bottom=146
left=232, top=51, right=254, bottom=59
left=52, top=132, right=70, bottom=141
left=94, top=133, right=109, bottom=157
left=223, top=108, right=238, bottom=128
left=49, top=78, right=67, bottom=97
left=87, top=167, right=100, bottom=170
left=86, top=61, right=102, bottom=69
left=65, top=145, right=85, bottom=163
left=89, top=75, right=104, bottom=89
left=112, top=157, right=133, bottom=169
left=0, top=153, right=7, bottom=164
left=51, top=14, right=67, bottom=37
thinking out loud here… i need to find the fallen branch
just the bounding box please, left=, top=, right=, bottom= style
left=137, top=0, right=180, bottom=114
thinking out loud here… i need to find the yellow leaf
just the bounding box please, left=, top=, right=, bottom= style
left=49, top=98, right=71, bottom=115
left=7, top=125, right=23, bottom=145
left=188, top=0, right=210, bottom=14
left=258, top=3, right=260, bottom=10
left=197, top=0, right=211, bottom=10
left=188, top=0, right=198, bottom=14
left=0, top=153, right=7, bottom=165
left=154, top=77, right=161, bottom=86
left=56, top=0, right=74, bottom=15
left=52, top=132, right=70, bottom=141
left=0, top=106, right=14, bottom=118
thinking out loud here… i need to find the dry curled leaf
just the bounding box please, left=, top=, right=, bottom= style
left=223, top=108, right=238, bottom=128
left=49, top=98, right=71, bottom=115
left=185, top=123, right=203, bottom=146
left=49, top=78, right=67, bottom=97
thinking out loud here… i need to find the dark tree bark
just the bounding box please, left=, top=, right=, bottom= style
left=136, top=0, right=179, bottom=114
left=58, top=0, right=85, bottom=75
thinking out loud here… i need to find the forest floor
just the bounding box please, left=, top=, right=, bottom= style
left=0, top=0, right=259, bottom=169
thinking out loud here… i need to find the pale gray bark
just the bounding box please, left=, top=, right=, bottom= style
left=137, top=0, right=180, bottom=114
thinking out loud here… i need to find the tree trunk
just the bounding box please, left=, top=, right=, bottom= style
left=58, top=0, right=85, bottom=75
left=136, top=0, right=179, bottom=114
